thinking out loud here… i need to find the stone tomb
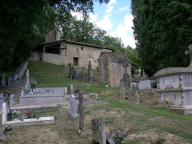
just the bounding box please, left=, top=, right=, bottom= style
left=2, top=102, right=55, bottom=127
left=19, top=87, right=66, bottom=107
left=154, top=45, right=192, bottom=115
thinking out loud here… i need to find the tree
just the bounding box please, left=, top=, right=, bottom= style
left=0, top=0, right=106, bottom=72
left=131, top=0, right=192, bottom=76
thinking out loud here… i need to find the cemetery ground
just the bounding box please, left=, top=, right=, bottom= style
left=0, top=61, right=192, bottom=144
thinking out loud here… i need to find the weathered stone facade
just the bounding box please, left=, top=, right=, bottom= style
left=33, top=40, right=112, bottom=69
left=99, top=52, right=131, bottom=87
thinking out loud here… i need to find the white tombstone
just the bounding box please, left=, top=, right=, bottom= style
left=69, top=94, right=78, bottom=118
left=2, top=103, right=7, bottom=125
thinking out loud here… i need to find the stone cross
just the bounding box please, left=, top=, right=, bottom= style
left=78, top=92, right=85, bottom=131
left=120, top=79, right=125, bottom=99
left=88, top=60, right=93, bottom=82
left=2, top=103, right=7, bottom=125
left=69, top=94, right=78, bottom=118
left=185, top=44, right=192, bottom=66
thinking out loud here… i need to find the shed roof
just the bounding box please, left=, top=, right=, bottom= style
left=42, top=39, right=114, bottom=51
left=154, top=66, right=192, bottom=77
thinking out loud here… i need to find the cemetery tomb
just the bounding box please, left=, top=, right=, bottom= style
left=154, top=67, right=192, bottom=115
left=19, top=87, right=66, bottom=107
left=2, top=102, right=55, bottom=127
left=138, top=79, right=152, bottom=90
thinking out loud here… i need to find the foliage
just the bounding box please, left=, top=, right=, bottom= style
left=131, top=0, right=192, bottom=76
left=0, top=0, right=105, bottom=72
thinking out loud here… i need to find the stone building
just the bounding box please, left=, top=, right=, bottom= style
left=32, top=28, right=113, bottom=69
left=99, top=52, right=131, bottom=87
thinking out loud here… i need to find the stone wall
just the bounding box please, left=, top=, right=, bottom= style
left=42, top=53, right=68, bottom=65
left=66, top=43, right=111, bottom=69
left=99, top=52, right=131, bottom=87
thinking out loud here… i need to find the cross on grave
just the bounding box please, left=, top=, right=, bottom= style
left=185, top=44, right=192, bottom=66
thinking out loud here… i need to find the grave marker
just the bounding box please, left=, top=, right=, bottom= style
left=2, top=103, right=7, bottom=125
left=120, top=79, right=125, bottom=99
left=88, top=60, right=93, bottom=82
left=78, top=92, right=85, bottom=131
left=69, top=94, right=78, bottom=118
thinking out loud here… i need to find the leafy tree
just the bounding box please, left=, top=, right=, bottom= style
left=131, top=0, right=192, bottom=76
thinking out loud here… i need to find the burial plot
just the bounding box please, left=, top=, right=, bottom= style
left=154, top=44, right=192, bottom=115
left=19, top=87, right=66, bottom=108
left=2, top=102, right=55, bottom=127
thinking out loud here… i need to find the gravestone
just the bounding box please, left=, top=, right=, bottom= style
left=123, top=62, right=131, bottom=88
left=88, top=60, right=93, bottom=82
left=2, top=103, right=7, bottom=125
left=69, top=94, right=78, bottom=118
left=78, top=92, right=85, bottom=131
left=70, top=84, right=73, bottom=94
left=25, top=69, right=31, bottom=92
left=1, top=74, right=6, bottom=88
left=120, top=79, right=125, bottom=99
left=91, top=118, right=106, bottom=144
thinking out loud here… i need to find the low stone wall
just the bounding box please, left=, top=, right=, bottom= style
left=138, top=89, right=160, bottom=105
left=42, top=53, right=67, bottom=65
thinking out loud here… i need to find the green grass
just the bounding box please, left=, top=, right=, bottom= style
left=29, top=61, right=192, bottom=142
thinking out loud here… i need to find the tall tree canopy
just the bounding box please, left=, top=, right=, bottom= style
left=131, top=0, right=192, bottom=76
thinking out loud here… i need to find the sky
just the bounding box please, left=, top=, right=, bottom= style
left=90, top=0, right=135, bottom=48
left=72, top=0, right=135, bottom=48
